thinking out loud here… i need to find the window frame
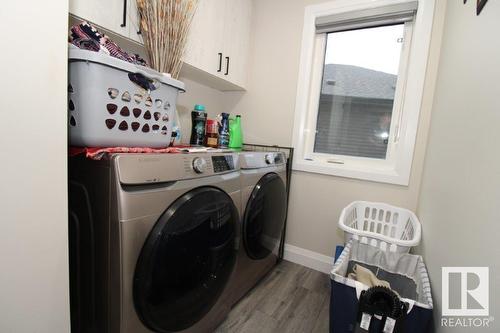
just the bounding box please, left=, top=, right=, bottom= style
left=292, top=0, right=436, bottom=186
left=305, top=23, right=412, bottom=166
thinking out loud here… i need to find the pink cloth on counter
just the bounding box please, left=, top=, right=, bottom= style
left=69, top=146, right=184, bottom=160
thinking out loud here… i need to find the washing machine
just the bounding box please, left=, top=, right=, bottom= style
left=69, top=152, right=241, bottom=333
left=228, top=151, right=288, bottom=305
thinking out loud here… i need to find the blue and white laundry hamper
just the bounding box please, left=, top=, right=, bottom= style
left=330, top=202, right=433, bottom=332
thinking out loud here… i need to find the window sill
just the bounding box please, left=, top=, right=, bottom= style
left=292, top=157, right=410, bottom=186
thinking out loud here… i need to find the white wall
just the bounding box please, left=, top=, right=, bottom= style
left=417, top=0, right=500, bottom=331
left=227, top=0, right=444, bottom=257
left=176, top=77, right=241, bottom=145
left=0, top=1, right=70, bottom=332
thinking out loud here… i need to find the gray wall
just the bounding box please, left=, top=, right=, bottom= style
left=224, top=0, right=445, bottom=257
left=0, top=0, right=70, bottom=332
left=417, top=0, right=500, bottom=331
left=176, top=77, right=241, bottom=144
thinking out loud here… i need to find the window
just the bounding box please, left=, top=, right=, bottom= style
left=292, top=0, right=435, bottom=185
left=315, top=25, right=405, bottom=160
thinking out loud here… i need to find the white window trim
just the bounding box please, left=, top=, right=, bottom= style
left=292, top=0, right=435, bottom=186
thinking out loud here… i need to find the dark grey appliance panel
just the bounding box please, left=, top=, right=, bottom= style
left=243, top=173, right=287, bottom=260
left=133, top=187, right=238, bottom=333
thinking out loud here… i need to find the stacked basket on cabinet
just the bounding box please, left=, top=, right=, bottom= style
left=68, top=44, right=185, bottom=148
left=330, top=201, right=433, bottom=333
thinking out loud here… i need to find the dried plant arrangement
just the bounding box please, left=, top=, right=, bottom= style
left=136, top=0, right=198, bottom=78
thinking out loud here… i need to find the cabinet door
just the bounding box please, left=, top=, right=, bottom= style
left=183, top=0, right=225, bottom=75
left=127, top=0, right=144, bottom=44
left=222, top=0, right=252, bottom=87
left=69, top=0, right=129, bottom=38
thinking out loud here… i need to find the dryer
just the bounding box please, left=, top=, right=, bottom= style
left=228, top=151, right=288, bottom=305
left=69, top=152, right=241, bottom=333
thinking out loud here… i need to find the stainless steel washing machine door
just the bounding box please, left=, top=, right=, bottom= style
left=133, top=186, right=238, bottom=333
left=243, top=173, right=287, bottom=260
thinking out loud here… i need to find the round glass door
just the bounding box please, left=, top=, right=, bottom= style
left=243, top=173, right=287, bottom=260
left=133, top=187, right=238, bottom=332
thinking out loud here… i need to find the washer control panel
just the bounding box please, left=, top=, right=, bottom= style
left=115, top=153, right=240, bottom=184
left=212, top=155, right=235, bottom=173
left=192, top=157, right=207, bottom=173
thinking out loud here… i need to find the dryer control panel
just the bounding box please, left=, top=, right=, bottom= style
left=212, top=155, right=235, bottom=173
left=240, top=152, right=286, bottom=169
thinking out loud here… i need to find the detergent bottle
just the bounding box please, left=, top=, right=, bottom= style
left=229, top=115, right=243, bottom=149
left=190, top=104, right=207, bottom=146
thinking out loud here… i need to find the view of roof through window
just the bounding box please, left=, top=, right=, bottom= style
left=315, top=24, right=405, bottom=159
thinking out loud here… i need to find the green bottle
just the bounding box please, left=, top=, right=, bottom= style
left=229, top=115, right=243, bottom=149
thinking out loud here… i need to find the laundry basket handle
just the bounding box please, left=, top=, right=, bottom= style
left=128, top=70, right=163, bottom=91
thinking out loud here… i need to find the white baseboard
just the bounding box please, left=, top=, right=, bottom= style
left=283, top=243, right=334, bottom=274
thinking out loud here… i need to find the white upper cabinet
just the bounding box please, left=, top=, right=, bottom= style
left=183, top=0, right=225, bottom=77
left=182, top=0, right=252, bottom=90
left=70, top=0, right=129, bottom=38
left=69, top=0, right=252, bottom=91
left=127, top=0, right=144, bottom=44
left=70, top=0, right=142, bottom=43
left=222, top=0, right=252, bottom=88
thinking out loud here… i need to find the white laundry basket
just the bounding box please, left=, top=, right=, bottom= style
left=338, top=201, right=421, bottom=253
left=68, top=45, right=185, bottom=148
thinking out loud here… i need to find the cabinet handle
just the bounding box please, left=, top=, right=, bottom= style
left=217, top=53, right=223, bottom=72
left=120, top=0, right=127, bottom=27
left=225, top=57, right=229, bottom=76
left=137, top=12, right=142, bottom=35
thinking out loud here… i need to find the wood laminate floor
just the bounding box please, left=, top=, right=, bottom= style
left=216, top=260, right=330, bottom=333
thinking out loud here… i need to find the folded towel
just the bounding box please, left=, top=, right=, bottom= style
left=348, top=264, right=391, bottom=289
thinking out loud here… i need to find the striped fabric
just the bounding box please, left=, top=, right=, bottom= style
left=69, top=21, right=147, bottom=67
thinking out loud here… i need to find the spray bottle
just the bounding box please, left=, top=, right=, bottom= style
left=218, top=113, right=230, bottom=148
